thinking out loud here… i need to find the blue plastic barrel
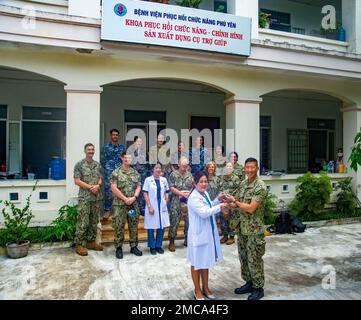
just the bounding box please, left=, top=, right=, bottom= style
left=51, top=156, right=65, bottom=180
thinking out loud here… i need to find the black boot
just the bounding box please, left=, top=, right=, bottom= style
left=234, top=281, right=253, bottom=294
left=115, top=247, right=123, bottom=259
left=130, top=246, right=143, bottom=256
left=247, top=287, right=264, bottom=300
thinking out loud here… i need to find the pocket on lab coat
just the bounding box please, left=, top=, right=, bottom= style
left=193, top=229, right=208, bottom=247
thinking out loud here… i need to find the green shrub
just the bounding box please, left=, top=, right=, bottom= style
left=0, top=226, right=57, bottom=246
left=290, top=172, right=332, bottom=218
left=336, top=177, right=357, bottom=215
left=175, top=0, right=202, bottom=8
left=51, top=204, right=78, bottom=241
left=300, top=208, right=361, bottom=222
left=264, top=192, right=278, bottom=225
left=0, top=204, right=78, bottom=246
left=349, top=130, right=361, bottom=172
left=0, top=183, right=36, bottom=244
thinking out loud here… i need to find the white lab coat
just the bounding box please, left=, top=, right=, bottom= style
left=187, top=189, right=223, bottom=270
left=142, top=176, right=170, bottom=229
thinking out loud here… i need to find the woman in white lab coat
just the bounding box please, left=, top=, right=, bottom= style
left=187, top=171, right=230, bottom=300
left=143, top=162, right=170, bottom=255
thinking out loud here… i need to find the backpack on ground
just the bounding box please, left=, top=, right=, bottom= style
left=289, top=215, right=306, bottom=233
left=274, top=211, right=307, bottom=234
left=274, top=211, right=293, bottom=234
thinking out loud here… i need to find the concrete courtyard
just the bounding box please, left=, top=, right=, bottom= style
left=0, top=223, right=360, bottom=300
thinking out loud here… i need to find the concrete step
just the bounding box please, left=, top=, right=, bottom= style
left=100, top=215, right=186, bottom=244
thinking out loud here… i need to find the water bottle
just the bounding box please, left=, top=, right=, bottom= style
left=327, top=161, right=334, bottom=174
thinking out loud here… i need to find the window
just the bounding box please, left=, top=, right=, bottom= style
left=287, top=129, right=308, bottom=173
left=0, top=105, right=6, bottom=172
left=22, top=107, right=66, bottom=179
left=190, top=116, right=220, bottom=148
left=38, top=191, right=49, bottom=202
left=307, top=118, right=335, bottom=173
left=9, top=192, right=19, bottom=202
left=260, top=116, right=271, bottom=172
left=124, top=110, right=166, bottom=149
left=260, top=8, right=291, bottom=32
left=214, top=0, right=227, bottom=13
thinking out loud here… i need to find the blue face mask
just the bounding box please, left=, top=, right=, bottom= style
left=128, top=208, right=137, bottom=218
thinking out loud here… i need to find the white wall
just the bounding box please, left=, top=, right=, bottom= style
left=1, top=0, right=68, bottom=14
left=261, top=95, right=343, bottom=171
left=0, top=180, right=66, bottom=227
left=259, top=0, right=342, bottom=36
left=0, top=80, right=65, bottom=121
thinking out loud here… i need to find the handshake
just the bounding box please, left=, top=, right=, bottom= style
left=217, top=192, right=239, bottom=216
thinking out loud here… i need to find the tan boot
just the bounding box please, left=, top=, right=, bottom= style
left=87, top=241, right=103, bottom=251
left=226, top=236, right=235, bottom=245
left=75, top=245, right=88, bottom=256
left=102, top=212, right=111, bottom=223
left=169, top=239, right=175, bottom=252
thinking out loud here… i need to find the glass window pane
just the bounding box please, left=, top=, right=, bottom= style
left=287, top=129, right=308, bottom=173
left=0, top=105, right=7, bottom=119
left=22, top=122, right=66, bottom=179
left=9, top=122, right=20, bottom=174
left=0, top=121, right=6, bottom=167
left=23, top=107, right=66, bottom=121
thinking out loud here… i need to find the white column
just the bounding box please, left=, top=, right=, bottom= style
left=68, top=0, right=100, bottom=19
left=342, top=0, right=361, bottom=54
left=65, top=85, right=103, bottom=201
left=225, top=97, right=261, bottom=165
left=227, top=0, right=259, bottom=39
left=342, top=105, right=361, bottom=201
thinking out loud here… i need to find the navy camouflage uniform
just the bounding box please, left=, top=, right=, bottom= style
left=130, top=146, right=150, bottom=215
left=219, top=173, right=241, bottom=238
left=100, top=142, right=125, bottom=213
left=190, top=147, right=211, bottom=176
left=233, top=163, right=245, bottom=181
left=232, top=177, right=267, bottom=289
left=111, top=166, right=141, bottom=249
left=73, top=159, right=103, bottom=247
left=208, top=173, right=221, bottom=226
left=168, top=170, right=194, bottom=241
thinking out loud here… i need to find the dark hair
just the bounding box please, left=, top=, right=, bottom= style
left=121, top=151, right=127, bottom=158
left=245, top=157, right=258, bottom=165
left=189, top=171, right=209, bottom=195
left=194, top=171, right=208, bottom=184
left=229, top=151, right=239, bottom=159
left=84, top=143, right=94, bottom=150
left=110, top=128, right=120, bottom=135
left=151, top=161, right=162, bottom=172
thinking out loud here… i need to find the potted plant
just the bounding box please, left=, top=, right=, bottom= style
left=175, top=0, right=202, bottom=8
left=0, top=183, right=37, bottom=258
left=259, top=12, right=271, bottom=29
left=214, top=0, right=227, bottom=13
